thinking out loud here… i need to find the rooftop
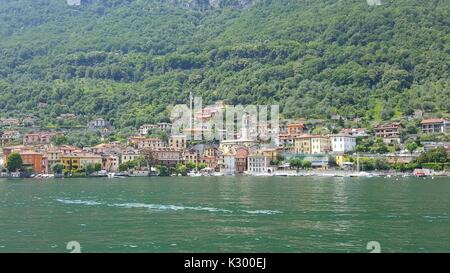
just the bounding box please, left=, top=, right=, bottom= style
left=329, top=133, right=356, bottom=138
left=421, top=118, right=445, bottom=124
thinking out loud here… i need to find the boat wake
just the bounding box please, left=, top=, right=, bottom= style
left=56, top=199, right=103, bottom=206
left=55, top=199, right=281, bottom=215
left=242, top=210, right=282, bottom=215
left=111, top=202, right=232, bottom=213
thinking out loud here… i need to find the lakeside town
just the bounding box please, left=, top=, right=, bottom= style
left=1, top=100, right=449, bottom=179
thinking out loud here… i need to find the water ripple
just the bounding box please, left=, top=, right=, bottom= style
left=56, top=199, right=103, bottom=206
left=55, top=198, right=280, bottom=215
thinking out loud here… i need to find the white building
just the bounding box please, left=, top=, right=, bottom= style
left=139, top=123, right=172, bottom=135
left=87, top=118, right=110, bottom=129
left=139, top=124, right=156, bottom=136
left=330, top=134, right=356, bottom=153
left=247, top=155, right=272, bottom=174
left=340, top=128, right=369, bottom=137
left=222, top=155, right=236, bottom=175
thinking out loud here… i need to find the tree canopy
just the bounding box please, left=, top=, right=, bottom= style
left=6, top=152, right=23, bottom=172
left=0, top=0, right=449, bottom=129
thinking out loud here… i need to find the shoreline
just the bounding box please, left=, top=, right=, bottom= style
left=1, top=170, right=449, bottom=179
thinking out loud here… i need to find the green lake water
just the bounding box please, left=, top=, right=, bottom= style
left=0, top=176, right=449, bottom=253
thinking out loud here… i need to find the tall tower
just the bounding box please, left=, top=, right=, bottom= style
left=241, top=112, right=250, bottom=140
left=189, top=92, right=193, bottom=131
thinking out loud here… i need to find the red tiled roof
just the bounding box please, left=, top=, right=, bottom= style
left=421, top=118, right=444, bottom=124
left=287, top=123, right=305, bottom=128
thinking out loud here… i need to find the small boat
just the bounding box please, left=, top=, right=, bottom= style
left=129, top=170, right=150, bottom=177
left=187, top=171, right=202, bottom=177
left=414, top=171, right=427, bottom=177
left=107, top=173, right=115, bottom=179
left=413, top=168, right=432, bottom=178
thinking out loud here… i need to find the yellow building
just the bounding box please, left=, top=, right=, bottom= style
left=61, top=152, right=102, bottom=171
left=261, top=148, right=278, bottom=162
left=294, top=134, right=331, bottom=154
left=169, top=135, right=187, bottom=149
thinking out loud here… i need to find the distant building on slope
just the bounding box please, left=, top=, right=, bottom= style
left=421, top=118, right=450, bottom=134
left=87, top=118, right=111, bottom=129
left=67, top=0, right=81, bottom=6
left=330, top=134, right=357, bottom=153
left=367, top=0, right=382, bottom=6
left=374, top=122, right=403, bottom=144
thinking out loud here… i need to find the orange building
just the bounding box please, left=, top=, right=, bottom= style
left=287, top=123, right=305, bottom=136
left=128, top=136, right=165, bottom=149
left=20, top=151, right=44, bottom=174
left=235, top=147, right=249, bottom=173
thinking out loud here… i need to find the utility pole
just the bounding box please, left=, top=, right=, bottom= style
left=189, top=91, right=193, bottom=132
left=356, top=152, right=360, bottom=172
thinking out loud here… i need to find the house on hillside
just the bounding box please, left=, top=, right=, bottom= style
left=67, top=0, right=81, bottom=6
left=421, top=118, right=450, bottom=134
left=330, top=134, right=357, bottom=153
left=374, top=122, right=402, bottom=144
left=87, top=118, right=110, bottom=129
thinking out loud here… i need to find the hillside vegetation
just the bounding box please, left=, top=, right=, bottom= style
left=0, top=0, right=449, bottom=130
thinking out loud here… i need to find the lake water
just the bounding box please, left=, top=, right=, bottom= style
left=0, top=176, right=449, bottom=253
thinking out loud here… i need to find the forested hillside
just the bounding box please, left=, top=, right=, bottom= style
left=0, top=0, right=449, bottom=130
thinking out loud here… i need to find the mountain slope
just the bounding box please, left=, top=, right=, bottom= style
left=0, top=0, right=449, bottom=130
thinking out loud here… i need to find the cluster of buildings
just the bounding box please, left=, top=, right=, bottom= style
left=0, top=116, right=112, bottom=147
left=1, top=109, right=449, bottom=175
left=2, top=145, right=100, bottom=174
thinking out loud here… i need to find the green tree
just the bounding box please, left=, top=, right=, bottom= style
left=119, top=163, right=129, bottom=172
left=405, top=141, right=419, bottom=154
left=85, top=163, right=96, bottom=175
left=186, top=161, right=196, bottom=170
left=370, top=138, right=389, bottom=154
left=23, top=166, right=34, bottom=176
left=158, top=165, right=170, bottom=176
left=276, top=154, right=285, bottom=162
left=416, top=147, right=448, bottom=164
left=52, top=135, right=68, bottom=145
left=94, top=163, right=102, bottom=172
left=0, top=0, right=448, bottom=131
left=51, top=163, right=64, bottom=174
left=141, top=148, right=156, bottom=170
left=6, top=152, right=23, bottom=172
left=328, top=156, right=337, bottom=167
left=302, top=160, right=312, bottom=170
left=270, top=159, right=280, bottom=166
left=176, top=164, right=187, bottom=176
left=289, top=158, right=303, bottom=173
